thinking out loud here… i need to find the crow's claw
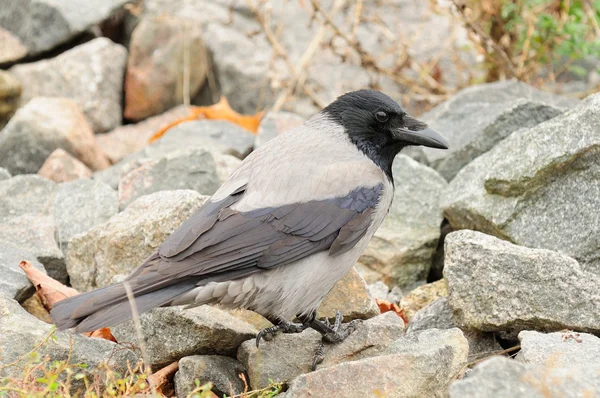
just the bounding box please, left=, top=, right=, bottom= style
left=312, top=342, right=325, bottom=371
left=256, top=321, right=306, bottom=347
left=311, top=311, right=361, bottom=370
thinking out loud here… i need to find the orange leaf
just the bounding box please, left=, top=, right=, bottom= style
left=376, top=298, right=408, bottom=324
left=149, top=96, right=264, bottom=143
left=19, top=260, right=117, bottom=342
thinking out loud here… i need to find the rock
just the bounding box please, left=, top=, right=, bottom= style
left=0, top=296, right=139, bottom=384
left=9, top=38, right=127, bottom=132
left=0, top=175, right=65, bottom=282
left=317, top=268, right=380, bottom=321
left=0, top=0, right=129, bottom=60
left=399, top=279, right=448, bottom=321
left=0, top=167, right=11, bottom=181
left=358, top=155, right=447, bottom=288
left=238, top=312, right=405, bottom=389
left=516, top=330, right=600, bottom=367
left=0, top=97, right=109, bottom=175
left=0, top=240, right=47, bottom=302
left=38, top=148, right=93, bottom=183
left=285, top=328, right=468, bottom=398
left=54, top=179, right=118, bottom=254
left=0, top=70, right=21, bottom=129
left=224, top=309, right=272, bottom=331
left=255, top=111, right=304, bottom=148
left=416, top=80, right=576, bottom=181
left=175, top=355, right=246, bottom=397
left=21, top=294, right=52, bottom=324
left=97, top=105, right=189, bottom=164
left=368, top=281, right=391, bottom=301
left=449, top=356, right=600, bottom=398
left=0, top=27, right=27, bottom=64
left=408, top=297, right=502, bottom=361
left=111, top=305, right=256, bottom=370
left=442, top=93, right=600, bottom=274
left=117, top=148, right=220, bottom=210
left=67, top=190, right=207, bottom=291
left=444, top=230, right=600, bottom=334
left=212, top=153, right=242, bottom=183
left=125, top=16, right=208, bottom=121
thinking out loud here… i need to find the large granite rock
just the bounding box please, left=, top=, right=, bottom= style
left=117, top=148, right=220, bottom=210
left=175, top=355, right=246, bottom=398
left=0, top=70, right=21, bottom=129
left=0, top=27, right=27, bottom=64
left=285, top=328, right=468, bottom=398
left=54, top=179, right=118, bottom=254
left=0, top=0, right=129, bottom=61
left=358, top=155, right=447, bottom=287
left=0, top=175, right=65, bottom=282
left=444, top=230, right=600, bottom=334
left=0, top=241, right=46, bottom=302
left=399, top=279, right=448, bottom=321
left=416, top=80, right=576, bottom=180
left=9, top=38, right=127, bottom=132
left=125, top=16, right=208, bottom=121
left=516, top=330, right=600, bottom=367
left=67, top=190, right=207, bottom=291
left=38, top=148, right=93, bottom=183
left=111, top=305, right=256, bottom=370
left=0, top=97, right=109, bottom=175
left=449, top=356, right=600, bottom=398
left=443, top=93, right=600, bottom=274
left=0, top=168, right=11, bottom=181
left=0, top=296, right=139, bottom=383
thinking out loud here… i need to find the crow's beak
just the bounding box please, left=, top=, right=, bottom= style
left=392, top=126, right=449, bottom=150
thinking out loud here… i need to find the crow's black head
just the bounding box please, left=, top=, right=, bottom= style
left=322, top=90, right=448, bottom=179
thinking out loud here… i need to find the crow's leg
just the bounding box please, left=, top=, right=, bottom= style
left=256, top=317, right=307, bottom=347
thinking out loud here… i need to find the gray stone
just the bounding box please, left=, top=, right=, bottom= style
left=175, top=355, right=246, bottom=398
left=442, top=93, right=600, bottom=274
left=111, top=305, right=256, bottom=370
left=212, top=153, right=242, bottom=184
left=10, top=38, right=127, bottom=132
left=0, top=175, right=65, bottom=282
left=449, top=356, right=600, bottom=398
left=418, top=84, right=569, bottom=180
left=285, top=328, right=468, bottom=398
left=444, top=230, right=600, bottom=334
left=0, top=97, right=110, bottom=175
left=0, top=0, right=129, bottom=60
left=255, top=111, right=304, bottom=148
left=517, top=330, right=600, bottom=367
left=38, top=148, right=93, bottom=183
left=117, top=148, right=220, bottom=210
left=358, top=155, right=447, bottom=288
left=238, top=312, right=405, bottom=389
left=0, top=296, right=139, bottom=385
left=0, top=70, right=21, bottom=129
left=0, top=241, right=46, bottom=302
left=67, top=190, right=208, bottom=291
left=0, top=27, right=27, bottom=64
left=0, top=168, right=11, bottom=181
left=368, top=281, right=391, bottom=301
left=54, top=179, right=118, bottom=254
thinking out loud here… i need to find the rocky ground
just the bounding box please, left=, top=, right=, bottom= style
left=1, top=1, right=600, bottom=397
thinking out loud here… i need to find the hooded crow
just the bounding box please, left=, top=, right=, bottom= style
left=51, top=90, right=448, bottom=365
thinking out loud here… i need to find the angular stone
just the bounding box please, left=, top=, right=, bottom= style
left=0, top=0, right=129, bottom=60
left=0, top=240, right=47, bottom=302
left=10, top=38, right=127, bottom=132
left=417, top=80, right=576, bottom=180
left=0, top=70, right=21, bottom=129
left=38, top=148, right=93, bottom=183
left=117, top=148, right=220, bottom=210
left=125, top=16, right=208, bottom=121
left=0, top=97, right=109, bottom=175
left=358, top=155, right=447, bottom=287
left=449, top=356, right=600, bottom=398
left=67, top=190, right=208, bottom=291
left=442, top=93, right=600, bottom=274
left=97, top=105, right=189, bottom=164
left=317, top=268, right=380, bottom=321
left=175, top=355, right=246, bottom=398
left=111, top=305, right=257, bottom=370
left=444, top=230, right=600, bottom=334
left=255, top=111, right=304, bottom=148
left=516, top=330, right=600, bottom=367
left=399, top=279, right=448, bottom=321
left=0, top=167, right=11, bottom=181
left=0, top=175, right=65, bottom=282
left=54, top=179, right=118, bottom=254
left=368, top=281, right=391, bottom=301
left=212, top=153, right=242, bottom=184
left=238, top=312, right=405, bottom=389
left=0, top=27, right=27, bottom=64
left=0, top=296, right=139, bottom=383
left=285, top=328, right=468, bottom=398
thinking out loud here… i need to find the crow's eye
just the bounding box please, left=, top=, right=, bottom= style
left=375, top=111, right=388, bottom=123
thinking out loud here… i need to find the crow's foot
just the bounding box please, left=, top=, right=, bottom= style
left=256, top=320, right=306, bottom=347
left=311, top=311, right=360, bottom=370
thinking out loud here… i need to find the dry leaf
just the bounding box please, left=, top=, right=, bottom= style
left=149, top=96, right=264, bottom=143
left=148, top=361, right=179, bottom=396
left=376, top=298, right=408, bottom=324
left=19, top=260, right=117, bottom=342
